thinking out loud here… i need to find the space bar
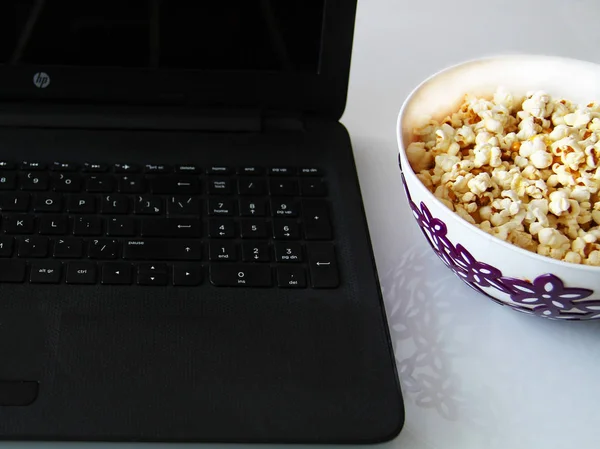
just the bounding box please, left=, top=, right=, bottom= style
left=123, top=239, right=202, bottom=260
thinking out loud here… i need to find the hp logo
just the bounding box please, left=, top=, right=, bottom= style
left=33, top=72, right=50, bottom=89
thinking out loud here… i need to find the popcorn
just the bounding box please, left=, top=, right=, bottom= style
left=548, top=190, right=570, bottom=216
left=521, top=91, right=553, bottom=119
left=467, top=173, right=492, bottom=195
left=530, top=150, right=553, bottom=169
left=409, top=87, right=600, bottom=266
left=564, top=110, right=591, bottom=128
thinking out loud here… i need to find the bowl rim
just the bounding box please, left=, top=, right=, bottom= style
left=396, top=53, right=600, bottom=274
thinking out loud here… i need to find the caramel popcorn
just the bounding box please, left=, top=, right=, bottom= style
left=407, top=88, right=600, bottom=266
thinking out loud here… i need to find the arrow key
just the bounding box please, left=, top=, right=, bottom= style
left=138, top=263, right=168, bottom=275
left=101, top=262, right=132, bottom=285
left=137, top=273, right=168, bottom=286
left=173, top=263, right=203, bottom=286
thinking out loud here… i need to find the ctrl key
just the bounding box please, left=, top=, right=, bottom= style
left=66, top=262, right=97, bottom=284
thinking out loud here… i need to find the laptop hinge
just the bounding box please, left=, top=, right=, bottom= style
left=263, top=110, right=305, bottom=131
left=0, top=103, right=262, bottom=132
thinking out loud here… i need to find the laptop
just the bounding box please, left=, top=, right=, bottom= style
left=0, top=0, right=404, bottom=443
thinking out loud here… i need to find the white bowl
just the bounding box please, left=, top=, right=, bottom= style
left=397, top=54, right=600, bottom=320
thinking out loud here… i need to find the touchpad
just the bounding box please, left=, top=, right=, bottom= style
left=0, top=308, right=46, bottom=405
left=0, top=381, right=39, bottom=406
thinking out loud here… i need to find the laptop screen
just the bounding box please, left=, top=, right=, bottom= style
left=0, top=0, right=324, bottom=73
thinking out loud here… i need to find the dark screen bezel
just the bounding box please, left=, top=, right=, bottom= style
left=0, top=0, right=357, bottom=120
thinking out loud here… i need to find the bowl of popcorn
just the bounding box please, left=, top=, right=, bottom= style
left=397, top=54, right=600, bottom=320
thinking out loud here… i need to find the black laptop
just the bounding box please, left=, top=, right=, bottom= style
left=0, top=0, right=404, bottom=443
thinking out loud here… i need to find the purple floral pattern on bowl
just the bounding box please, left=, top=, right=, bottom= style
left=401, top=173, right=600, bottom=320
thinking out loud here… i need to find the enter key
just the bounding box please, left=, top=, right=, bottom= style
left=307, top=242, right=339, bottom=288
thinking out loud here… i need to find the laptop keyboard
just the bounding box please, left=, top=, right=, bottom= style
left=0, top=161, right=339, bottom=288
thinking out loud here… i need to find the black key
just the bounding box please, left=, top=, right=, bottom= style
left=134, top=195, right=163, bottom=215
left=0, top=236, right=14, bottom=257
left=73, top=216, right=103, bottom=236
left=307, top=242, right=339, bottom=288
left=149, top=176, right=199, bottom=194
left=242, top=241, right=270, bottom=262
left=83, top=162, right=109, bottom=173
left=299, top=167, right=324, bottom=176
left=20, top=172, right=49, bottom=191
left=67, top=195, right=96, bottom=214
left=209, top=264, right=272, bottom=287
left=302, top=200, right=333, bottom=240
left=114, top=163, right=141, bottom=173
left=173, top=263, right=203, bottom=286
left=101, top=194, right=129, bottom=214
left=206, top=166, right=232, bottom=175
left=137, top=273, right=168, bottom=286
left=107, top=217, right=137, bottom=236
left=208, top=178, right=233, bottom=195
left=39, top=215, right=69, bottom=235
left=85, top=175, right=114, bottom=193
left=209, top=241, right=238, bottom=262
left=238, top=177, right=266, bottom=196
left=101, top=262, right=133, bottom=285
left=208, top=198, right=235, bottom=216
left=144, top=164, right=171, bottom=174
left=273, top=219, right=300, bottom=240
left=0, top=173, right=16, bottom=190
left=20, top=161, right=46, bottom=171
left=0, top=192, right=29, bottom=211
left=18, top=237, right=48, bottom=258
left=239, top=198, right=266, bottom=217
left=300, top=178, right=327, bottom=196
left=237, top=166, right=265, bottom=176
left=123, top=239, right=202, bottom=260
left=0, top=260, right=26, bottom=283
left=277, top=266, right=307, bottom=288
left=269, top=178, right=298, bottom=196
left=33, top=193, right=62, bottom=213
left=141, top=218, right=201, bottom=237
left=52, top=162, right=78, bottom=172
left=274, top=242, right=303, bottom=263
left=137, top=263, right=168, bottom=275
left=167, top=195, right=200, bottom=216
left=88, top=238, right=118, bottom=259
left=269, top=167, right=296, bottom=176
left=240, top=219, right=268, bottom=239
left=53, top=238, right=84, bottom=258
left=4, top=215, right=35, bottom=234
left=118, top=175, right=146, bottom=193
left=52, top=173, right=82, bottom=192
left=175, top=164, right=201, bottom=174
left=271, top=199, right=298, bottom=217
left=208, top=218, right=235, bottom=238
left=30, top=261, right=62, bottom=284
left=66, top=262, right=97, bottom=284
left=0, top=236, right=13, bottom=256
left=0, top=161, right=15, bottom=170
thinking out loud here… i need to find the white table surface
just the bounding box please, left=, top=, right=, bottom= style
left=4, top=1, right=600, bottom=449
